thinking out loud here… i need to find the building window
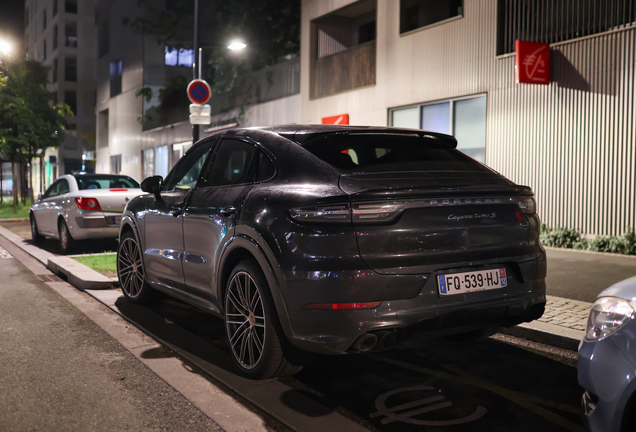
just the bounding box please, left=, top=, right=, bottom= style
left=98, top=20, right=109, bottom=58
left=97, top=110, right=109, bottom=149
left=109, top=59, right=122, bottom=97
left=399, top=0, right=462, bottom=34
left=390, top=94, right=487, bottom=163
left=164, top=47, right=194, bottom=67
left=155, top=146, right=170, bottom=179
left=110, top=155, right=122, bottom=174
left=52, top=58, right=58, bottom=83
left=65, top=23, right=77, bottom=48
left=53, top=25, right=58, bottom=50
left=43, top=9, right=47, bottom=30
left=142, top=148, right=155, bottom=179
left=497, top=0, right=636, bottom=55
left=53, top=0, right=58, bottom=17
left=65, top=0, right=77, bottom=14
left=42, top=40, right=47, bottom=60
left=65, top=57, right=77, bottom=81
left=64, top=90, right=77, bottom=116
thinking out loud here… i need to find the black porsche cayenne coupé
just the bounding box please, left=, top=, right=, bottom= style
left=117, top=125, right=547, bottom=379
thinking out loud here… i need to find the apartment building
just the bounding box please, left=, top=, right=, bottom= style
left=25, top=0, right=96, bottom=194
left=301, top=0, right=636, bottom=236
left=93, top=0, right=299, bottom=182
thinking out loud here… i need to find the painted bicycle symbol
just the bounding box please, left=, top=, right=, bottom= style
left=370, top=386, right=487, bottom=426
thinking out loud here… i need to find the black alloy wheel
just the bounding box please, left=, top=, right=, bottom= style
left=58, top=219, right=75, bottom=253
left=224, top=260, right=303, bottom=379
left=118, top=230, right=158, bottom=303
left=30, top=214, right=45, bottom=242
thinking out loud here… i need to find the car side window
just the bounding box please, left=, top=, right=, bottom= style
left=58, top=179, right=70, bottom=195
left=42, top=181, right=59, bottom=199
left=203, top=139, right=256, bottom=187
left=163, top=141, right=215, bottom=191
left=256, top=149, right=275, bottom=182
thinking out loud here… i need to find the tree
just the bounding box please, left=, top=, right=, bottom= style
left=0, top=59, right=72, bottom=212
left=123, top=0, right=300, bottom=95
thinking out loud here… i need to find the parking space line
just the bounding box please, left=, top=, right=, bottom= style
left=368, top=354, right=584, bottom=432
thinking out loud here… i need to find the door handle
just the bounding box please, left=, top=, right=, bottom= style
left=171, top=206, right=184, bottom=217
left=220, top=206, right=236, bottom=216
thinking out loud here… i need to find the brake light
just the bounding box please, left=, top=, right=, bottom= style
left=74, top=197, right=102, bottom=211
left=109, top=188, right=128, bottom=192
left=303, top=302, right=382, bottom=310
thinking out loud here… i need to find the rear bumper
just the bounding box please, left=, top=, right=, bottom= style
left=68, top=212, right=121, bottom=240
left=283, top=254, right=547, bottom=355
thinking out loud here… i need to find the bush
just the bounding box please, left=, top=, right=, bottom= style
left=540, top=224, right=636, bottom=256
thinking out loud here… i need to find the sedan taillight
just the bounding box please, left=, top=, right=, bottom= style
left=75, top=197, right=102, bottom=211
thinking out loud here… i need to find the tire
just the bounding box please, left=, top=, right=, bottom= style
left=224, top=260, right=303, bottom=379
left=58, top=219, right=76, bottom=253
left=30, top=214, right=45, bottom=243
left=117, top=230, right=159, bottom=304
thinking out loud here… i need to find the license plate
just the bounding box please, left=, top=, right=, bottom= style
left=438, top=268, right=507, bottom=296
left=110, top=216, right=122, bottom=225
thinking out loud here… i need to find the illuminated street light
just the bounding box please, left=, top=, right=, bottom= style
left=0, top=40, right=11, bottom=56
left=227, top=41, right=247, bottom=51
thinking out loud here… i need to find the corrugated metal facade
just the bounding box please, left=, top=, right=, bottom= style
left=301, top=0, right=636, bottom=236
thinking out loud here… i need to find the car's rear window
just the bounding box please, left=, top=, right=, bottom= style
left=303, top=135, right=491, bottom=174
left=75, top=175, right=140, bottom=190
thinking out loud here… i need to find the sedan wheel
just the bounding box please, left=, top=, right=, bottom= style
left=58, top=220, right=75, bottom=253
left=30, top=214, right=45, bottom=242
left=118, top=231, right=158, bottom=303
left=224, top=260, right=303, bottom=379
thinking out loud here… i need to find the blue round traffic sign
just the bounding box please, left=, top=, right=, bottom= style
left=187, top=79, right=211, bottom=104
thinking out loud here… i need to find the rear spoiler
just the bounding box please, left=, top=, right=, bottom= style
left=279, top=130, right=458, bottom=149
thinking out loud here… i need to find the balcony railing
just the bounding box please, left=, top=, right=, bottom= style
left=311, top=40, right=376, bottom=99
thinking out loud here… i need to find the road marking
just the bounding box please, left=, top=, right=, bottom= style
left=370, top=386, right=487, bottom=426
left=0, top=247, right=13, bottom=259
left=368, top=354, right=584, bottom=432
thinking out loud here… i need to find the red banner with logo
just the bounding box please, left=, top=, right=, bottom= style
left=515, top=40, right=550, bottom=85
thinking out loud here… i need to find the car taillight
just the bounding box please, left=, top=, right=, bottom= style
left=303, top=302, right=382, bottom=310
left=289, top=202, right=406, bottom=224
left=352, top=202, right=406, bottom=223
left=75, top=197, right=102, bottom=211
left=516, top=197, right=536, bottom=214
left=109, top=188, right=128, bottom=192
left=288, top=204, right=351, bottom=223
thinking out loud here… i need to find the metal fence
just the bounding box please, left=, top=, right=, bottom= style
left=311, top=40, right=376, bottom=99
left=497, top=0, right=636, bottom=54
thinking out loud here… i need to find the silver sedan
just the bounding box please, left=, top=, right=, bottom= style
left=30, top=174, right=144, bottom=253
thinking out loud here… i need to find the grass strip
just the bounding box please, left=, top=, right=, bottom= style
left=0, top=199, right=32, bottom=220
left=72, top=254, right=118, bottom=278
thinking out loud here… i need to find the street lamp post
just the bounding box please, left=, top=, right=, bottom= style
left=191, top=0, right=201, bottom=144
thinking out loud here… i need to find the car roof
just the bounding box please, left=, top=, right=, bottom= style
left=215, top=124, right=458, bottom=149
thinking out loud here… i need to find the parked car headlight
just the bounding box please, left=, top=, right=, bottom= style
left=585, top=296, right=635, bottom=341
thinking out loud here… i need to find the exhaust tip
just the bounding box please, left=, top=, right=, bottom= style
left=377, top=331, right=399, bottom=349
left=353, top=333, right=378, bottom=352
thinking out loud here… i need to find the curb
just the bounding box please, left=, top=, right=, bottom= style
left=500, top=321, right=582, bottom=351
left=0, top=225, right=117, bottom=290
left=0, top=217, right=30, bottom=222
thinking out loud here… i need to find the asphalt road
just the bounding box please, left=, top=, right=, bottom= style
left=141, top=297, right=584, bottom=432
left=546, top=247, right=636, bottom=302
left=0, top=246, right=222, bottom=432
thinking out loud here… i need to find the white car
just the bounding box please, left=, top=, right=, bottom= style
left=30, top=174, right=144, bottom=253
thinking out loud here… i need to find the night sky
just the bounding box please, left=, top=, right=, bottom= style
left=0, top=0, right=25, bottom=54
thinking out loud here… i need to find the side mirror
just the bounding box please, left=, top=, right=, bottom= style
left=141, top=175, right=163, bottom=198
left=36, top=192, right=42, bottom=202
